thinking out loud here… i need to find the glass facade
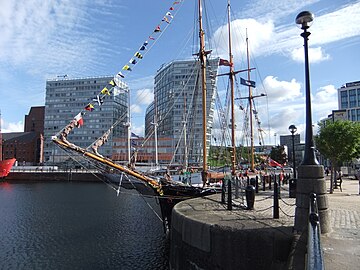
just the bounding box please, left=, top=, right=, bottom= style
left=338, top=81, right=360, bottom=122
left=145, top=58, right=219, bottom=165
left=44, top=76, right=129, bottom=164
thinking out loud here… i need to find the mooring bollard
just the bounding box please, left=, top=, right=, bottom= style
left=245, top=185, right=255, bottom=210
left=273, top=176, right=279, bottom=219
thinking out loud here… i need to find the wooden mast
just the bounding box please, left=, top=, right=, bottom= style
left=227, top=0, right=237, bottom=176
left=198, top=0, right=208, bottom=182
left=246, top=31, right=255, bottom=171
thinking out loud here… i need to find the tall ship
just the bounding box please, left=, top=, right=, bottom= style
left=51, top=0, right=267, bottom=231
left=0, top=111, right=16, bottom=178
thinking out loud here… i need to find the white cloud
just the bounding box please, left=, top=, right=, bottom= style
left=290, top=47, right=330, bottom=63
left=212, top=19, right=275, bottom=59
left=1, top=120, right=23, bottom=133
left=135, top=88, right=153, bottom=106
left=312, top=84, right=338, bottom=120
left=212, top=1, right=360, bottom=63
left=130, top=104, right=142, bottom=114
left=262, top=76, right=302, bottom=102
left=131, top=125, right=145, bottom=137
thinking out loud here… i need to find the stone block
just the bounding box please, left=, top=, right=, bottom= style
left=298, top=165, right=324, bottom=178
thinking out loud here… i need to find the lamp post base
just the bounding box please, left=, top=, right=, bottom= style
left=294, top=164, right=330, bottom=233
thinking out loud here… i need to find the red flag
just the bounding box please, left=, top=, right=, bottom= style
left=169, top=7, right=174, bottom=10
left=219, top=58, right=231, bottom=66
left=268, top=158, right=283, bottom=168
left=74, top=112, right=84, bottom=128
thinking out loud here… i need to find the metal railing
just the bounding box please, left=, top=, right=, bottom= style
left=221, top=174, right=296, bottom=218
left=307, top=193, right=324, bottom=270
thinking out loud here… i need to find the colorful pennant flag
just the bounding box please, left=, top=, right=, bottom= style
left=93, top=95, right=104, bottom=106
left=101, top=87, right=110, bottom=95
left=122, top=65, right=132, bottom=71
left=162, top=16, right=170, bottom=24
left=134, top=52, right=143, bottom=59
left=129, top=58, right=137, bottom=64
left=109, top=79, right=117, bottom=87
left=166, top=12, right=173, bottom=18
left=85, top=103, right=95, bottom=111
left=74, top=112, right=84, bottom=128
left=117, top=72, right=125, bottom=78
left=154, top=25, right=161, bottom=32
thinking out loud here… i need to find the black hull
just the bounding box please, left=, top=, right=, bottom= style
left=158, top=183, right=216, bottom=232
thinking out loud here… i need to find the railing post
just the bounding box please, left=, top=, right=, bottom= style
left=221, top=179, right=226, bottom=204
left=273, top=175, right=279, bottom=219
left=235, top=176, right=239, bottom=199
left=307, top=193, right=324, bottom=270
left=269, top=174, right=272, bottom=190
left=227, top=177, right=232, bottom=210
left=262, top=175, right=266, bottom=191
left=255, top=175, right=259, bottom=193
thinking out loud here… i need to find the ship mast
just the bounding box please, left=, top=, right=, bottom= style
left=246, top=32, right=255, bottom=171
left=227, top=0, right=236, bottom=176
left=198, top=0, right=208, bottom=182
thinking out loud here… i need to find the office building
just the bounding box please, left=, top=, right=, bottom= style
left=145, top=58, right=219, bottom=165
left=43, top=76, right=129, bottom=165
left=338, top=80, right=360, bottom=121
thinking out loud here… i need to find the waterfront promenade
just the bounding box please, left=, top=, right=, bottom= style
left=170, top=176, right=360, bottom=269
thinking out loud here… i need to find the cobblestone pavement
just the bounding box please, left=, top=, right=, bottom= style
left=322, top=177, right=360, bottom=270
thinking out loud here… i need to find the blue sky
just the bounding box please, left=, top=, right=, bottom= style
left=0, top=0, right=360, bottom=146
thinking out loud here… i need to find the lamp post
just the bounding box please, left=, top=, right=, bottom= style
left=294, top=11, right=329, bottom=234
left=288, top=125, right=297, bottom=178
left=296, top=11, right=318, bottom=166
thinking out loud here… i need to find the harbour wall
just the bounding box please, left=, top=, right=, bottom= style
left=169, top=196, right=294, bottom=270
left=6, top=171, right=103, bottom=182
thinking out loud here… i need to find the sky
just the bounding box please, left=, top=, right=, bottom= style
left=0, top=0, right=360, bottom=146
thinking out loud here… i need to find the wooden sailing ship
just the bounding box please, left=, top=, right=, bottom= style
left=52, top=0, right=219, bottom=232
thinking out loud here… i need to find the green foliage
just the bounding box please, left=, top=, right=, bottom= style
left=315, top=120, right=360, bottom=166
left=270, top=145, right=287, bottom=165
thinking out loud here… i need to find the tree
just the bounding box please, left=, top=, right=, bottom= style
left=270, top=145, right=287, bottom=165
left=315, top=120, right=360, bottom=193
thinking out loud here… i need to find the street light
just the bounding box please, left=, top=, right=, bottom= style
left=288, top=124, right=297, bottom=178
left=294, top=11, right=329, bottom=234
left=296, top=11, right=318, bottom=165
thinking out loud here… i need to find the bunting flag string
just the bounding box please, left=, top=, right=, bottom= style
left=57, top=1, right=184, bottom=140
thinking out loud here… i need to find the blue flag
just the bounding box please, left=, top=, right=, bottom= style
left=240, top=77, right=256, bottom=88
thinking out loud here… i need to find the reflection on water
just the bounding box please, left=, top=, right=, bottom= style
left=0, top=181, right=169, bottom=269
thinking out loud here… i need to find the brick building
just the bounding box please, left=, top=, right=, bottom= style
left=1, top=106, right=44, bottom=165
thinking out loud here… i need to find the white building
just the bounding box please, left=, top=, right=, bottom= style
left=145, top=58, right=219, bottom=165
left=44, top=76, right=129, bottom=165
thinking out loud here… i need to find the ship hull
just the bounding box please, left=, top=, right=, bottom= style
left=0, top=158, right=16, bottom=178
